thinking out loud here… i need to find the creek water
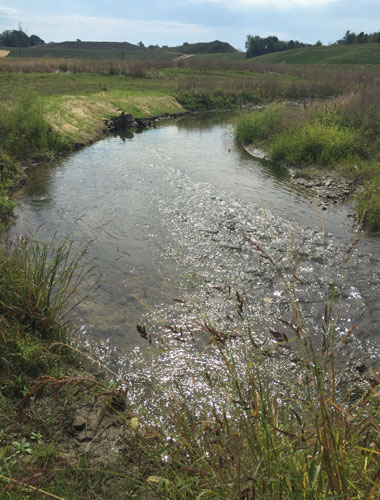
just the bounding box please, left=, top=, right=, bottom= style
left=6, top=112, right=380, bottom=380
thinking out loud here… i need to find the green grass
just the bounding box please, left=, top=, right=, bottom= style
left=0, top=236, right=92, bottom=398
left=270, top=122, right=361, bottom=165
left=253, top=43, right=380, bottom=65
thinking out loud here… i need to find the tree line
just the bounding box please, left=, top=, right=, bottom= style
left=337, top=30, right=380, bottom=45
left=245, top=30, right=380, bottom=58
left=0, top=29, right=44, bottom=48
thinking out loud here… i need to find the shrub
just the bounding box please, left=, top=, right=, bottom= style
left=235, top=106, right=286, bottom=143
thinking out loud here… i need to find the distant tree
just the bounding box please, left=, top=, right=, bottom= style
left=245, top=34, right=307, bottom=58
left=76, top=38, right=82, bottom=43
left=29, top=34, right=44, bottom=46
left=337, top=30, right=357, bottom=44
left=315, top=40, right=323, bottom=46
left=0, top=29, right=29, bottom=47
left=137, top=41, right=145, bottom=47
left=337, top=30, right=380, bottom=45
left=369, top=32, right=380, bottom=43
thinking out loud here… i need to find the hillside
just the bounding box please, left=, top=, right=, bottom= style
left=38, top=40, right=141, bottom=50
left=4, top=39, right=238, bottom=61
left=168, top=40, right=237, bottom=54
left=252, top=43, right=380, bottom=64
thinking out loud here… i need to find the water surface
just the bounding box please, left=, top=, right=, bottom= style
left=7, top=112, right=380, bottom=361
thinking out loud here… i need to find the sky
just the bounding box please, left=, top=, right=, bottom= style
left=0, top=0, right=379, bottom=50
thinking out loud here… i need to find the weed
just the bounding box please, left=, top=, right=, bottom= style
left=30, top=431, right=43, bottom=445
left=11, top=438, right=32, bottom=456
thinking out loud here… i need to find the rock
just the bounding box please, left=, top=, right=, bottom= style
left=111, top=112, right=136, bottom=131
left=72, top=415, right=86, bottom=432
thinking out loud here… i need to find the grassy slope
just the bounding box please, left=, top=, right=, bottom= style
left=0, top=72, right=187, bottom=144
left=253, top=43, right=380, bottom=65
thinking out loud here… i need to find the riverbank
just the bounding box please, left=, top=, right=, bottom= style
left=245, top=143, right=358, bottom=209
left=236, top=90, right=380, bottom=230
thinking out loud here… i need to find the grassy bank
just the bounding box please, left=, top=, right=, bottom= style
left=236, top=88, right=380, bottom=229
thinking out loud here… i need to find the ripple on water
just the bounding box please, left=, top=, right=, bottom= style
left=112, top=159, right=380, bottom=418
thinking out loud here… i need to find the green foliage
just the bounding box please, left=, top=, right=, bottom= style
left=270, top=122, right=360, bottom=165
left=337, top=29, right=380, bottom=45
left=11, top=439, right=32, bottom=455
left=235, top=105, right=287, bottom=143
left=0, top=29, right=44, bottom=47
left=245, top=34, right=307, bottom=58
left=0, top=237, right=93, bottom=401
left=0, top=152, right=20, bottom=227
left=0, top=237, right=93, bottom=338
left=236, top=90, right=380, bottom=228
left=0, top=91, right=66, bottom=160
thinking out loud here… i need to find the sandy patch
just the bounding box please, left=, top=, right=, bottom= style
left=0, top=50, right=10, bottom=58
left=172, top=54, right=195, bottom=62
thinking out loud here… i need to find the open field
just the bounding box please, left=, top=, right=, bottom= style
left=2, top=46, right=180, bottom=61
left=253, top=42, right=380, bottom=65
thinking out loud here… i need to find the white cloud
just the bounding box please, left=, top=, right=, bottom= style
left=0, top=5, right=215, bottom=44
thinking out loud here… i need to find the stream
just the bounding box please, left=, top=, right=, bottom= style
left=6, top=111, right=380, bottom=390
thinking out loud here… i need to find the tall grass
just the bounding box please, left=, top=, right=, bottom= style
left=0, top=90, right=66, bottom=160
left=0, top=236, right=94, bottom=337
left=0, top=236, right=95, bottom=401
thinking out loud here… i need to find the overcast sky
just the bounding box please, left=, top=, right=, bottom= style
left=0, top=0, right=379, bottom=49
